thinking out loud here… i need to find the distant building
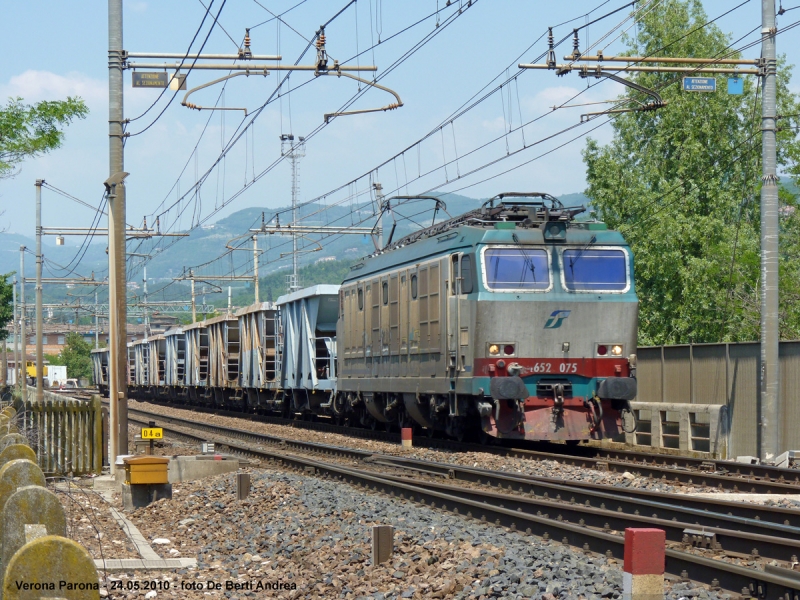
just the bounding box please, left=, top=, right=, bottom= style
left=5, top=323, right=150, bottom=355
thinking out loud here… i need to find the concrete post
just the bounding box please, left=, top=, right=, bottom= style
left=19, top=247, right=26, bottom=397
left=371, top=525, right=394, bottom=565
left=622, top=528, right=665, bottom=600
left=108, top=0, right=129, bottom=469
left=401, top=427, right=413, bottom=449
left=253, top=235, right=259, bottom=304
left=35, top=180, right=44, bottom=404
left=236, top=472, right=251, bottom=500
left=759, top=0, right=780, bottom=461
left=12, top=277, right=18, bottom=388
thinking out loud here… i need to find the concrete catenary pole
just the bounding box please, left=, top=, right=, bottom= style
left=190, top=270, right=197, bottom=323
left=143, top=266, right=148, bottom=339
left=12, top=277, right=18, bottom=386
left=19, top=247, right=26, bottom=396
left=253, top=236, right=259, bottom=304
left=108, top=0, right=129, bottom=465
left=35, top=180, right=44, bottom=403
left=760, top=0, right=780, bottom=461
left=374, top=183, right=384, bottom=248
left=94, top=291, right=99, bottom=349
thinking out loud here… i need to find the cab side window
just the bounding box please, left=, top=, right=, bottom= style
left=461, top=255, right=474, bottom=294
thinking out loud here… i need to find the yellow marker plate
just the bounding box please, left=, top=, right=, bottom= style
left=141, top=427, right=163, bottom=439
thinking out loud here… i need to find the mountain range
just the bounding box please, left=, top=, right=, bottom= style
left=2, top=191, right=592, bottom=289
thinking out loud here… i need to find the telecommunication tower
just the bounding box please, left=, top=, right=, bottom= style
left=280, top=134, right=306, bottom=291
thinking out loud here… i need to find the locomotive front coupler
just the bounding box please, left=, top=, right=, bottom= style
left=550, top=383, right=566, bottom=423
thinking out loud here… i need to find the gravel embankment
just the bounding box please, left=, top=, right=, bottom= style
left=56, top=481, right=139, bottom=559
left=102, top=466, right=729, bottom=600
left=128, top=401, right=724, bottom=495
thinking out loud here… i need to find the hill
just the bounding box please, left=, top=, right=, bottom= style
left=0, top=191, right=590, bottom=299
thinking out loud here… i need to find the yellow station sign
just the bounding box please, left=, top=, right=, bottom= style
left=141, top=427, right=163, bottom=440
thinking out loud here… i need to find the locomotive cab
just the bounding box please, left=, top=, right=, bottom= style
left=337, top=192, right=638, bottom=443
left=471, top=199, right=637, bottom=441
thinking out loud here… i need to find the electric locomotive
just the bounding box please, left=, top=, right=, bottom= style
left=92, top=192, right=638, bottom=443
left=335, top=193, right=637, bottom=442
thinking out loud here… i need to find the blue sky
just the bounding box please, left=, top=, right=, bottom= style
left=1, top=0, right=798, bottom=249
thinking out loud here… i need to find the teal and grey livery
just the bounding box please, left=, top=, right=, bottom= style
left=335, top=193, right=638, bottom=441
left=99, top=192, right=638, bottom=444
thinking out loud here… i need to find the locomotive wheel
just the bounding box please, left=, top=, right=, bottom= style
left=478, top=429, right=495, bottom=446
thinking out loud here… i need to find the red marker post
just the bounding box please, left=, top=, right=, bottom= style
left=623, top=528, right=665, bottom=600
left=401, top=428, right=413, bottom=449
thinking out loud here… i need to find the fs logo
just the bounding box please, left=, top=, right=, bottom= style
left=544, top=310, right=571, bottom=329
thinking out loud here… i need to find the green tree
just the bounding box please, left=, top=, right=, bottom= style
left=0, top=96, right=88, bottom=179
left=53, top=332, right=93, bottom=382
left=0, top=275, right=14, bottom=344
left=582, top=0, right=800, bottom=345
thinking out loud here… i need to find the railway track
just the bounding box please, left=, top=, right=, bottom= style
left=120, top=405, right=800, bottom=599
left=116, top=398, right=800, bottom=494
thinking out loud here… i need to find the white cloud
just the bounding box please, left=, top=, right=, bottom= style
left=480, top=115, right=507, bottom=133
left=0, top=70, right=106, bottom=105
left=129, top=1, right=148, bottom=12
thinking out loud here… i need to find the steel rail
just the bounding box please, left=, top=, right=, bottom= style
left=125, top=412, right=800, bottom=598
left=122, top=406, right=800, bottom=536
left=370, top=455, right=800, bottom=532
left=124, top=399, right=800, bottom=493
left=374, top=474, right=800, bottom=564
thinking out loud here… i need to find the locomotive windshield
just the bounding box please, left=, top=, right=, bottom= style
left=562, top=248, right=627, bottom=291
left=484, top=248, right=550, bottom=290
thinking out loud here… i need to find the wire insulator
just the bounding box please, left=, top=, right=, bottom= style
left=572, top=29, right=581, bottom=59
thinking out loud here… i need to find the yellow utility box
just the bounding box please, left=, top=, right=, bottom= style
left=123, top=456, right=169, bottom=485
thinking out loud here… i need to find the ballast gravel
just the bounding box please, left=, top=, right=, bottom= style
left=109, top=466, right=731, bottom=600
left=129, top=401, right=721, bottom=495
left=55, top=481, right=140, bottom=559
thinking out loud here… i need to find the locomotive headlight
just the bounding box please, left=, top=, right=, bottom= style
left=611, top=345, right=623, bottom=356
left=488, top=344, right=500, bottom=356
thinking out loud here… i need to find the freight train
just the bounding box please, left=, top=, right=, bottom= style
left=92, top=193, right=638, bottom=443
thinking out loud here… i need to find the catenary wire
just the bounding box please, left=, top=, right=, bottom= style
left=126, top=0, right=228, bottom=137
left=126, top=0, right=218, bottom=124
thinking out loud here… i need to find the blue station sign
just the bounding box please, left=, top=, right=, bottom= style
left=682, top=77, right=717, bottom=92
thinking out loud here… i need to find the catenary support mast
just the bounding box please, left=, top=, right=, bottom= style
left=35, top=180, right=44, bottom=403
left=108, top=0, right=128, bottom=469
left=519, top=2, right=782, bottom=460
left=19, top=247, right=26, bottom=395
left=760, top=0, right=780, bottom=461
